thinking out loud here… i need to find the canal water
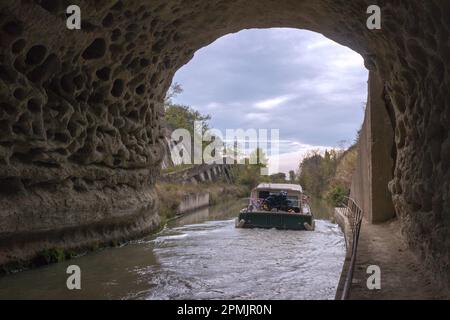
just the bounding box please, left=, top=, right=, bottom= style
left=0, top=199, right=345, bottom=300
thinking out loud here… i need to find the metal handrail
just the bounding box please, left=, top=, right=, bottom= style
left=339, top=196, right=364, bottom=300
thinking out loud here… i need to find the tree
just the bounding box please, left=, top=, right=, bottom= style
left=298, top=150, right=326, bottom=196
left=326, top=185, right=348, bottom=207
left=289, top=170, right=296, bottom=182
left=164, top=83, right=211, bottom=136
left=164, top=84, right=213, bottom=160
left=232, top=148, right=269, bottom=189
left=269, top=172, right=287, bottom=183
left=165, top=82, right=183, bottom=104
left=249, top=147, right=268, bottom=168
left=297, top=145, right=357, bottom=205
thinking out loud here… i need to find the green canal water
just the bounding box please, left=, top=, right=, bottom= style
left=0, top=198, right=345, bottom=299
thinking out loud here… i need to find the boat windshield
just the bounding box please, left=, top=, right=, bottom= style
left=287, top=196, right=299, bottom=207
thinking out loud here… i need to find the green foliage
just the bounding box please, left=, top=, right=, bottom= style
left=298, top=148, right=355, bottom=206
left=268, top=172, right=287, bottom=183
left=232, top=165, right=261, bottom=189
left=298, top=150, right=336, bottom=197
left=249, top=148, right=268, bottom=167
left=40, top=248, right=66, bottom=264
left=161, top=163, right=193, bottom=174
left=164, top=83, right=211, bottom=135
left=230, top=148, right=271, bottom=189
left=165, top=104, right=211, bottom=136
left=65, top=250, right=78, bottom=259
left=164, top=83, right=215, bottom=160
left=231, top=148, right=305, bottom=187
left=165, top=82, right=183, bottom=104
left=326, top=185, right=349, bottom=207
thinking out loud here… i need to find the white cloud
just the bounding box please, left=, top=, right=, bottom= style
left=330, top=52, right=365, bottom=69
left=205, top=102, right=221, bottom=109
left=244, top=112, right=270, bottom=122
left=254, top=95, right=293, bottom=110
left=306, top=39, right=336, bottom=50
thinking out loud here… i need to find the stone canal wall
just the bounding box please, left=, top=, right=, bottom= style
left=177, top=192, right=210, bottom=215
left=350, top=72, right=396, bottom=224
left=160, top=163, right=232, bottom=184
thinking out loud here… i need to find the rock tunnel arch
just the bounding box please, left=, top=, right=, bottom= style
left=0, top=1, right=448, bottom=285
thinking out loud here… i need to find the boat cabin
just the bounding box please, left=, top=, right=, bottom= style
left=249, top=183, right=308, bottom=214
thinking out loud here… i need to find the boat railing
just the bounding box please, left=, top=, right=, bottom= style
left=339, top=196, right=364, bottom=300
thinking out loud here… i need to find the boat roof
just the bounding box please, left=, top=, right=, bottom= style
left=255, top=183, right=303, bottom=193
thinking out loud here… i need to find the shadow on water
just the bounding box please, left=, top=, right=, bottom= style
left=0, top=198, right=345, bottom=300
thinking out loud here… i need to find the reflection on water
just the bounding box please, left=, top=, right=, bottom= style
left=0, top=199, right=345, bottom=300
left=309, top=197, right=335, bottom=220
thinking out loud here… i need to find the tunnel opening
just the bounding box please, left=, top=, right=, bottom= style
left=165, top=27, right=397, bottom=225
left=167, top=30, right=366, bottom=185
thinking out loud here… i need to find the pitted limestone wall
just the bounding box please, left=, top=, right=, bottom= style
left=0, top=1, right=449, bottom=284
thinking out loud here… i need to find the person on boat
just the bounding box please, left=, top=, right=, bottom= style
left=262, top=191, right=289, bottom=212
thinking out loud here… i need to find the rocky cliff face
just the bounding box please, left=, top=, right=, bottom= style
left=0, top=0, right=449, bottom=284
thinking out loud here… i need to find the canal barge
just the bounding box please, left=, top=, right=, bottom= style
left=236, top=183, right=315, bottom=231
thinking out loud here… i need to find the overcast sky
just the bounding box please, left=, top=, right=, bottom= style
left=172, top=28, right=368, bottom=174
